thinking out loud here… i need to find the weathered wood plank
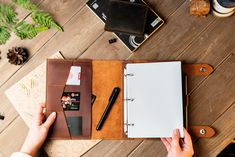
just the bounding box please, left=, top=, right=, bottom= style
left=188, top=52, right=235, bottom=126
left=0, top=0, right=87, bottom=142
left=0, top=2, right=105, bottom=156
left=1, top=0, right=234, bottom=156
left=36, top=6, right=104, bottom=59
left=0, top=5, right=107, bottom=156
left=0, top=0, right=88, bottom=153
left=194, top=102, right=235, bottom=157
left=145, top=0, right=184, bottom=19
left=82, top=140, right=142, bottom=157
left=128, top=140, right=167, bottom=157
left=111, top=4, right=234, bottom=156
left=79, top=0, right=185, bottom=60
left=130, top=52, right=235, bottom=157
left=1, top=0, right=43, bottom=20
left=0, top=0, right=86, bottom=86
left=0, top=89, right=19, bottom=132
left=0, top=116, right=28, bottom=157
left=79, top=32, right=130, bottom=59
left=44, top=140, right=100, bottom=157
left=177, top=16, right=235, bottom=92
left=128, top=0, right=215, bottom=60
left=80, top=0, right=192, bottom=156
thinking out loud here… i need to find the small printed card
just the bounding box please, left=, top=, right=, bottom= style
left=66, top=66, right=81, bottom=85
left=61, top=92, right=80, bottom=110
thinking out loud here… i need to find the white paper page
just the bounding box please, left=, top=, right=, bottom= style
left=126, top=61, right=184, bottom=138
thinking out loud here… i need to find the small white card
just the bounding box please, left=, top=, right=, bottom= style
left=66, top=66, right=81, bottom=85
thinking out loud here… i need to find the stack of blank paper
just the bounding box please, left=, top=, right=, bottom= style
left=124, top=61, right=184, bottom=138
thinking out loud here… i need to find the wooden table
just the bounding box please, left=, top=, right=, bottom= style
left=0, top=0, right=234, bottom=156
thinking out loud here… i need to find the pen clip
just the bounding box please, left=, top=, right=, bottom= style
left=109, top=87, right=120, bottom=101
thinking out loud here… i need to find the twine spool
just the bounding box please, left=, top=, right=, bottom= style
left=212, top=0, right=235, bottom=17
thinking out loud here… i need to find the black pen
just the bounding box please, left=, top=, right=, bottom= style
left=96, top=87, right=120, bottom=131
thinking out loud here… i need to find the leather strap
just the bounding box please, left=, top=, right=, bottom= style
left=182, top=64, right=214, bottom=76
left=189, top=126, right=215, bottom=138
left=183, top=64, right=215, bottom=138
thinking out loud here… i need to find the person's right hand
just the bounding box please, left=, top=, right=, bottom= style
left=161, top=128, right=194, bottom=157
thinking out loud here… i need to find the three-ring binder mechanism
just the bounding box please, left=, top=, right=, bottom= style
left=124, top=69, right=135, bottom=135
left=123, top=62, right=184, bottom=138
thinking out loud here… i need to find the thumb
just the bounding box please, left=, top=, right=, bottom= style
left=43, top=112, right=56, bottom=130
left=171, top=129, right=181, bottom=151
left=183, top=128, right=194, bottom=152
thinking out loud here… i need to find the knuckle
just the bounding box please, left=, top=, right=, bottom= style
left=42, top=125, right=48, bottom=132
left=172, top=141, right=179, bottom=147
left=191, top=150, right=194, bottom=155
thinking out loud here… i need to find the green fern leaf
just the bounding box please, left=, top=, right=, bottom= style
left=12, top=0, right=38, bottom=11
left=13, top=22, right=48, bottom=39
left=0, top=26, right=10, bottom=44
left=0, top=3, right=17, bottom=25
left=31, top=11, right=63, bottom=32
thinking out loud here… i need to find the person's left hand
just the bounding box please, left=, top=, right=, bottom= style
left=20, top=103, right=56, bottom=156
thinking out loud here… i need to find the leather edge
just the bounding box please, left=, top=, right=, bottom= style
left=189, top=125, right=216, bottom=138
left=182, top=64, right=214, bottom=76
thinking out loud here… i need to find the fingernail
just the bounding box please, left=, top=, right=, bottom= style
left=52, top=112, right=56, bottom=118
left=174, top=129, right=179, bottom=135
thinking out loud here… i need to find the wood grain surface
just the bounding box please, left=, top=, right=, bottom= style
left=0, top=0, right=234, bottom=156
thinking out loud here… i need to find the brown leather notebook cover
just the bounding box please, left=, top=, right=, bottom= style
left=46, top=59, right=213, bottom=140
left=91, top=60, right=125, bottom=139
left=46, top=59, right=182, bottom=140
left=46, top=59, right=92, bottom=139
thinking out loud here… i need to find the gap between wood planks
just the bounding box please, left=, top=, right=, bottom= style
left=0, top=2, right=88, bottom=155
left=194, top=101, right=235, bottom=156
left=80, top=0, right=188, bottom=156
left=122, top=23, right=234, bottom=157
left=187, top=50, right=234, bottom=96
left=2, top=0, right=229, bottom=156
left=0, top=0, right=45, bottom=135
left=0, top=115, right=19, bottom=134
left=207, top=101, right=235, bottom=134
left=189, top=53, right=235, bottom=155
left=174, top=19, right=217, bottom=60
left=0, top=4, right=104, bottom=157
left=194, top=100, right=235, bottom=145
left=76, top=31, right=106, bottom=59
left=126, top=4, right=216, bottom=60
left=79, top=140, right=103, bottom=156
left=128, top=98, right=235, bottom=157
left=0, top=1, right=87, bottom=89
left=63, top=2, right=233, bottom=155
left=126, top=141, right=146, bottom=157
left=76, top=0, right=187, bottom=60
left=20, top=0, right=45, bottom=20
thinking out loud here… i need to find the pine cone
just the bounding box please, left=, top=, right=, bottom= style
left=7, top=47, right=28, bottom=65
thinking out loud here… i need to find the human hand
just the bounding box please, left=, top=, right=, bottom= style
left=20, top=103, right=56, bottom=157
left=161, top=128, right=194, bottom=157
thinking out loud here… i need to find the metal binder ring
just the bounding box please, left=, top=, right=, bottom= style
left=125, top=98, right=134, bottom=101
left=125, top=73, right=134, bottom=76
left=127, top=123, right=134, bottom=126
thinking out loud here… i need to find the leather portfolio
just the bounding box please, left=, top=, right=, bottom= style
left=46, top=59, right=215, bottom=140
